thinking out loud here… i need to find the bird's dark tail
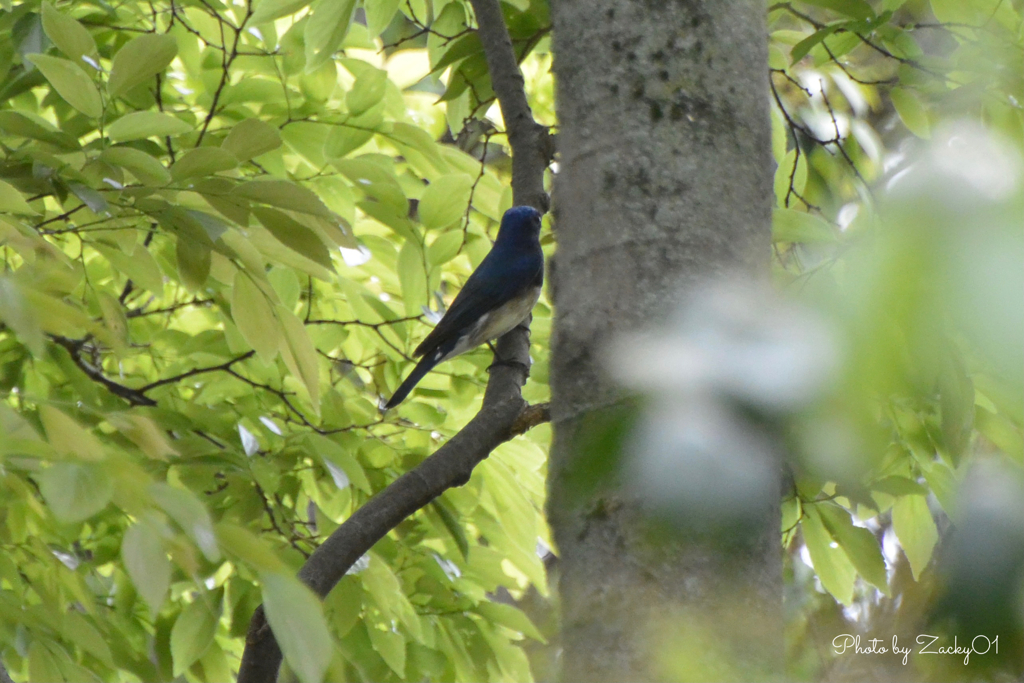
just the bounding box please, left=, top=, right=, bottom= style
left=383, top=355, right=439, bottom=410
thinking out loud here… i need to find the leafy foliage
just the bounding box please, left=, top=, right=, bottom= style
left=0, top=1, right=553, bottom=681
left=0, top=0, right=1019, bottom=680
left=768, top=0, right=1022, bottom=678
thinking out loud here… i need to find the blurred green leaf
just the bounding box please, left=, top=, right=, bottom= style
left=232, top=270, right=280, bottom=361
left=253, top=207, right=333, bottom=269
left=818, top=504, right=888, bottom=593
left=150, top=483, right=220, bottom=562
left=0, top=179, right=37, bottom=215
left=890, top=87, right=931, bottom=138
left=261, top=572, right=334, bottom=683
left=346, top=66, right=388, bottom=116
left=891, top=494, right=938, bottom=580
left=171, top=147, right=240, bottom=181
left=773, top=208, right=837, bottom=243
left=419, top=174, right=473, bottom=230
left=107, top=111, right=192, bottom=141
left=40, top=3, right=97, bottom=63
left=25, top=53, right=102, bottom=117
left=122, top=520, right=171, bottom=613
left=304, top=0, right=357, bottom=72
left=40, top=462, right=113, bottom=523
left=100, top=147, right=171, bottom=186
left=801, top=506, right=856, bottom=605
left=108, top=33, right=178, bottom=97
left=364, top=0, right=400, bottom=36
left=249, top=0, right=314, bottom=24
left=170, top=595, right=221, bottom=676
left=221, top=119, right=283, bottom=162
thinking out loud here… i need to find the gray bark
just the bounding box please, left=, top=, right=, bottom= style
left=549, top=1, right=780, bottom=680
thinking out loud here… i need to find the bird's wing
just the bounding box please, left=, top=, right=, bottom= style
left=413, top=252, right=542, bottom=358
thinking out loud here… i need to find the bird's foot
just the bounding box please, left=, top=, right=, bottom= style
left=487, top=357, right=530, bottom=374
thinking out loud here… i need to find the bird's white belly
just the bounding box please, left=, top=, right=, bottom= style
left=442, top=286, right=541, bottom=361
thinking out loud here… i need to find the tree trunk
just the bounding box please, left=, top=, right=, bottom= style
left=548, top=1, right=780, bottom=680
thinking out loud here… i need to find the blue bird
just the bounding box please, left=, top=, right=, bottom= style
left=384, top=206, right=544, bottom=409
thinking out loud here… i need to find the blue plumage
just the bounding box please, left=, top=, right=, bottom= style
left=384, top=206, right=544, bottom=409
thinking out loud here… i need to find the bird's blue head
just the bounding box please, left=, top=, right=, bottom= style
left=495, top=206, right=543, bottom=246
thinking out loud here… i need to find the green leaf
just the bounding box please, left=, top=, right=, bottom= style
left=430, top=499, right=470, bottom=560
left=473, top=601, right=546, bottom=643
left=92, top=243, right=166, bottom=295
left=39, top=405, right=105, bottom=460
left=250, top=0, right=314, bottom=24
left=40, top=462, right=113, bottom=523
left=368, top=624, right=406, bottom=677
left=790, top=26, right=838, bottom=64
left=108, top=33, right=178, bottom=97
left=324, top=123, right=374, bottom=160
left=41, top=3, right=97, bottom=64
left=107, top=111, right=192, bottom=142
left=215, top=522, right=287, bottom=572
left=365, top=0, right=400, bottom=36
left=253, top=207, right=333, bottom=269
left=62, top=612, right=114, bottom=667
left=176, top=236, right=211, bottom=291
left=221, top=118, right=283, bottom=162
left=305, top=433, right=371, bottom=494
left=891, top=495, right=938, bottom=580
left=397, top=239, right=427, bottom=316
left=170, top=147, right=239, bottom=181
left=0, top=110, right=80, bottom=149
left=304, top=0, right=358, bottom=72
left=170, top=595, right=221, bottom=676
left=430, top=33, right=483, bottom=73
left=976, top=406, right=1024, bottom=461
left=801, top=506, right=856, bottom=605
left=427, top=231, right=464, bottom=266
left=387, top=122, right=449, bottom=175
left=232, top=270, right=280, bottom=361
left=25, top=53, right=102, bottom=117
left=277, top=304, right=321, bottom=409
left=323, top=577, right=362, bottom=637
left=69, top=182, right=108, bottom=214
left=871, top=475, right=927, bottom=496
left=817, top=505, right=889, bottom=593
left=28, top=641, right=64, bottom=683
left=100, top=147, right=171, bottom=186
left=233, top=179, right=333, bottom=218
left=108, top=413, right=177, bottom=459
left=919, top=460, right=957, bottom=516
left=0, top=179, right=37, bottom=215
left=890, top=87, right=930, bottom=138
left=802, top=0, right=874, bottom=19
left=333, top=157, right=407, bottom=214
left=122, top=520, right=170, bottom=614
left=150, top=483, right=220, bottom=562
left=773, top=208, right=837, bottom=243
left=419, top=174, right=473, bottom=230
left=346, top=67, right=388, bottom=116
left=0, top=276, right=44, bottom=354
left=261, top=572, right=334, bottom=683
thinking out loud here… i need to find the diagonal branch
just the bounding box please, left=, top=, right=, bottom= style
left=235, top=2, right=553, bottom=681
left=137, top=351, right=255, bottom=394
left=51, top=336, right=157, bottom=407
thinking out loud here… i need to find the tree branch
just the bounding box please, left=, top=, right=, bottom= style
left=469, top=0, right=552, bottom=211
left=50, top=336, right=157, bottom=407
left=236, top=2, right=552, bottom=681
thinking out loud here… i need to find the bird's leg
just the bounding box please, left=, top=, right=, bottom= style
left=486, top=341, right=530, bottom=374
